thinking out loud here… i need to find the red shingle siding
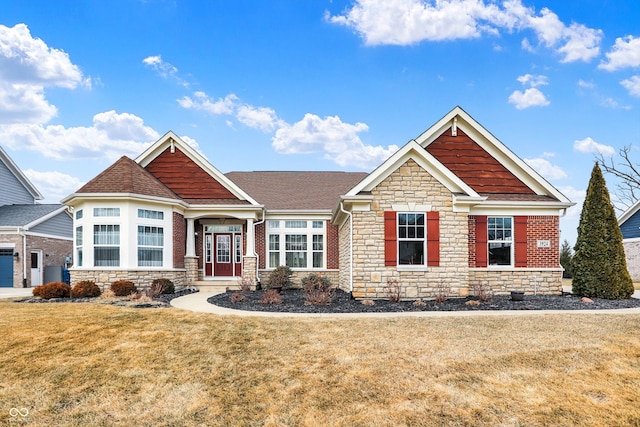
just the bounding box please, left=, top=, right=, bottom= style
left=326, top=221, right=339, bottom=269
left=426, top=128, right=534, bottom=194
left=145, top=147, right=238, bottom=200
left=173, top=212, right=186, bottom=268
left=526, top=216, right=560, bottom=268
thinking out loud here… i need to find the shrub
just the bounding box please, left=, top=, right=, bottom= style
left=71, top=280, right=101, bottom=298
left=301, top=273, right=335, bottom=305
left=259, top=289, right=282, bottom=305
left=147, top=278, right=174, bottom=298
left=385, top=278, right=402, bottom=302
left=472, top=282, right=493, bottom=302
left=237, top=277, right=254, bottom=292
left=110, top=280, right=137, bottom=296
left=268, top=265, right=293, bottom=289
left=230, top=292, right=247, bottom=303
left=434, top=280, right=451, bottom=304
left=33, top=282, right=71, bottom=299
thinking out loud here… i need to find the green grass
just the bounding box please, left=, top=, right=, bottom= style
left=1, top=301, right=640, bottom=426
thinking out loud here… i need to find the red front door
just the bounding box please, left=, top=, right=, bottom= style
left=214, top=233, right=233, bottom=277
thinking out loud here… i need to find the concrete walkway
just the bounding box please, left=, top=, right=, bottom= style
left=0, top=288, right=33, bottom=299
left=170, top=289, right=640, bottom=318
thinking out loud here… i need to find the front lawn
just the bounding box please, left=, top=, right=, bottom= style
left=1, top=301, right=640, bottom=426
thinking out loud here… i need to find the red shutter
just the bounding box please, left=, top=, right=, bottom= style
left=384, top=211, right=397, bottom=266
left=426, top=211, right=440, bottom=266
left=475, top=216, right=488, bottom=267
left=514, top=216, right=528, bottom=267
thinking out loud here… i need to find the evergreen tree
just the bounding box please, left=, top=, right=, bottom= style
left=572, top=163, right=633, bottom=299
left=559, top=239, right=573, bottom=279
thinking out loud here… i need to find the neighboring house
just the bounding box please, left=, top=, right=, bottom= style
left=0, top=147, right=73, bottom=288
left=619, top=199, right=640, bottom=281
left=62, top=107, right=574, bottom=298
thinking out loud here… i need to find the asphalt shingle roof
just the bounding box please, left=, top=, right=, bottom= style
left=225, top=171, right=368, bottom=210
left=0, top=204, right=65, bottom=227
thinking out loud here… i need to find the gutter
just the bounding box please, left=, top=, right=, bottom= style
left=338, top=201, right=353, bottom=293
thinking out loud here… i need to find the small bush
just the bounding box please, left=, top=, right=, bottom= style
left=434, top=280, right=451, bottom=304
left=33, top=282, right=71, bottom=299
left=386, top=278, right=402, bottom=302
left=71, top=280, right=101, bottom=298
left=237, top=277, right=254, bottom=292
left=301, top=273, right=335, bottom=305
left=147, top=278, right=174, bottom=298
left=259, top=289, right=282, bottom=305
left=472, top=282, right=493, bottom=302
left=230, top=292, right=247, bottom=303
left=268, top=265, right=293, bottom=289
left=110, top=280, right=137, bottom=296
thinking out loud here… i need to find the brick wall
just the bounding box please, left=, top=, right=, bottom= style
left=526, top=216, right=560, bottom=268
left=255, top=222, right=266, bottom=269
left=624, top=240, right=640, bottom=281
left=326, top=220, right=339, bottom=269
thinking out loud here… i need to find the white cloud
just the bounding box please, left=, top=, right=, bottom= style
left=0, top=23, right=87, bottom=88
left=508, top=87, right=550, bottom=109
left=0, top=111, right=159, bottom=161
left=0, top=24, right=90, bottom=125
left=23, top=169, right=85, bottom=204
left=599, top=35, right=640, bottom=71
left=577, top=79, right=594, bottom=89
left=143, top=55, right=189, bottom=87
left=621, top=75, right=640, bottom=97
left=178, top=92, right=238, bottom=115
left=516, top=73, right=548, bottom=87
left=272, top=114, right=397, bottom=169
left=328, top=0, right=602, bottom=62
left=573, top=137, right=615, bottom=157
left=524, top=157, right=567, bottom=180
left=236, top=105, right=282, bottom=132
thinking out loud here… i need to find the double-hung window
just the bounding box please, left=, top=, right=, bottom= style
left=488, top=217, right=512, bottom=266
left=75, top=226, right=83, bottom=267
left=267, top=220, right=326, bottom=269
left=138, top=226, right=163, bottom=267
left=397, top=213, right=425, bottom=265
left=94, top=224, right=120, bottom=267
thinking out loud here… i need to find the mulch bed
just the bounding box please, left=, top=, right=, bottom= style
left=208, top=288, right=640, bottom=313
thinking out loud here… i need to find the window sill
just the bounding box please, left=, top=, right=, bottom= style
left=396, top=265, right=428, bottom=272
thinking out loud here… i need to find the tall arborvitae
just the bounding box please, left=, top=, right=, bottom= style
left=572, top=163, right=633, bottom=299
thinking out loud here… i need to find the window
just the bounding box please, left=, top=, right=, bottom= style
left=138, top=209, right=164, bottom=220
left=398, top=213, right=425, bottom=265
left=267, top=220, right=326, bottom=269
left=75, top=209, right=83, bottom=220
left=76, top=226, right=83, bottom=267
left=93, top=225, right=120, bottom=266
left=137, top=226, right=163, bottom=267
left=488, top=217, right=512, bottom=266
left=93, top=207, right=120, bottom=217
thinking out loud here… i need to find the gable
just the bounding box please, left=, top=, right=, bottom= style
left=29, top=210, right=73, bottom=239
left=145, top=147, right=239, bottom=201
left=0, top=146, right=41, bottom=205
left=620, top=200, right=640, bottom=239
left=425, top=127, right=534, bottom=195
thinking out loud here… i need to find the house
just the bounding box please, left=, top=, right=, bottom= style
left=619, top=199, right=640, bottom=281
left=62, top=107, right=574, bottom=298
left=0, top=147, right=73, bottom=288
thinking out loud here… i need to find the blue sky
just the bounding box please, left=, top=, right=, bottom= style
left=1, top=0, right=639, bottom=244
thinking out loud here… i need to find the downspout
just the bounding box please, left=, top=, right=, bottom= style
left=252, top=208, right=265, bottom=285
left=21, top=227, right=27, bottom=288
left=339, top=201, right=353, bottom=293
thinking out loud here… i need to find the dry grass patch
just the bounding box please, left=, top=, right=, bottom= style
left=1, top=301, right=640, bottom=426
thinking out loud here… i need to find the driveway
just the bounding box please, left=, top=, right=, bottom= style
left=0, top=288, right=33, bottom=298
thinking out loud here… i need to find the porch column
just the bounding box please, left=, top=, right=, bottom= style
left=245, top=218, right=254, bottom=256
left=186, top=218, right=196, bottom=257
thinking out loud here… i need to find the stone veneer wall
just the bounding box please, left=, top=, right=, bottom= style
left=337, top=218, right=351, bottom=292
left=623, top=240, right=640, bottom=281
left=70, top=269, right=187, bottom=291
left=350, top=159, right=470, bottom=299
left=468, top=269, right=562, bottom=295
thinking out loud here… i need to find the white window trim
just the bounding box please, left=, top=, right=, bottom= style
left=397, top=212, right=426, bottom=267
left=487, top=216, right=514, bottom=268
left=266, top=219, right=326, bottom=270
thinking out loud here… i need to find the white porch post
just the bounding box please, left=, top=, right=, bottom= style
left=186, top=218, right=196, bottom=257
left=245, top=218, right=254, bottom=256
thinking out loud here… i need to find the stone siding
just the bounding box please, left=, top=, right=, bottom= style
left=338, top=219, right=351, bottom=292
left=70, top=269, right=187, bottom=291
left=623, top=240, right=640, bottom=281
left=468, top=269, right=563, bottom=295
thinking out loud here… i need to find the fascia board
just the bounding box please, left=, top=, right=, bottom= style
left=135, top=131, right=261, bottom=206
left=618, top=199, right=640, bottom=225
left=62, top=193, right=189, bottom=208
left=0, top=146, right=43, bottom=201
left=345, top=140, right=478, bottom=197
left=415, top=107, right=572, bottom=204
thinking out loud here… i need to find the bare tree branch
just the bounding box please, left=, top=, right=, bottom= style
left=596, top=145, right=640, bottom=211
